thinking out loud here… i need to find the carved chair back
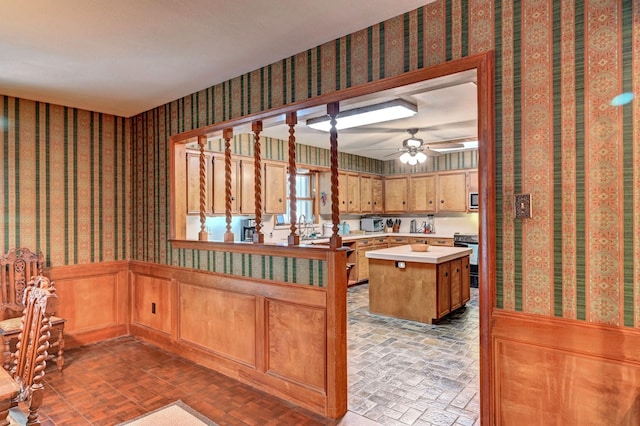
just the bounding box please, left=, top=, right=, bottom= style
left=11, top=275, right=57, bottom=424
left=0, top=248, right=44, bottom=319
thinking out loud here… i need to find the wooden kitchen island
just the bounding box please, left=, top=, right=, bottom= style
left=365, top=245, right=472, bottom=324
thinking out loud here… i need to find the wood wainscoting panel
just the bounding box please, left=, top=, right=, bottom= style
left=179, top=282, right=256, bottom=367
left=46, top=261, right=130, bottom=347
left=266, top=299, right=326, bottom=391
left=493, top=311, right=640, bottom=425
left=132, top=273, right=172, bottom=334
left=54, top=273, right=119, bottom=332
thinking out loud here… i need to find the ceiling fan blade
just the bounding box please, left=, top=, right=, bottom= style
left=422, top=148, right=443, bottom=157
left=383, top=151, right=401, bottom=158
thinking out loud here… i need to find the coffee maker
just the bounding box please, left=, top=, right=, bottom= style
left=242, top=219, right=256, bottom=242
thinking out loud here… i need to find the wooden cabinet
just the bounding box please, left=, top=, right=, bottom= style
left=355, top=237, right=387, bottom=282
left=384, top=176, right=408, bottom=213
left=468, top=170, right=478, bottom=193
left=436, top=262, right=452, bottom=318
left=239, top=159, right=255, bottom=214
left=437, top=171, right=467, bottom=212
left=369, top=254, right=470, bottom=324
left=450, top=258, right=463, bottom=310
left=360, top=175, right=372, bottom=213
left=264, top=162, right=286, bottom=214
left=409, top=175, right=437, bottom=212
left=346, top=173, right=361, bottom=213
left=371, top=176, right=384, bottom=213
left=186, top=150, right=212, bottom=215
left=212, top=155, right=239, bottom=214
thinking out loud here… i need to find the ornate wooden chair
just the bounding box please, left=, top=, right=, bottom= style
left=0, top=248, right=66, bottom=372
left=4, top=276, right=58, bottom=426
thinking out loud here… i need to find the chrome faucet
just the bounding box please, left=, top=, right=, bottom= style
left=299, top=214, right=307, bottom=239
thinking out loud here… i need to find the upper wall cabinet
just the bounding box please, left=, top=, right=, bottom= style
left=212, top=155, right=239, bottom=213
left=436, top=171, right=467, bottom=212
left=409, top=175, right=437, bottom=213
left=384, top=176, right=408, bottom=213
left=371, top=176, right=384, bottom=213
left=186, top=150, right=212, bottom=215
left=264, top=162, right=287, bottom=214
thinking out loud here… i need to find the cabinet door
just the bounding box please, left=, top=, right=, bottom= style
left=338, top=173, right=348, bottom=213
left=360, top=175, right=372, bottom=213
left=239, top=159, right=255, bottom=214
left=347, top=174, right=361, bottom=213
left=461, top=255, right=471, bottom=304
left=437, top=172, right=467, bottom=212
left=264, top=162, right=286, bottom=214
left=186, top=151, right=212, bottom=215
left=437, top=262, right=451, bottom=318
left=384, top=177, right=408, bottom=213
left=212, top=156, right=238, bottom=214
left=371, top=176, right=384, bottom=213
left=450, top=259, right=462, bottom=311
left=409, top=175, right=437, bottom=212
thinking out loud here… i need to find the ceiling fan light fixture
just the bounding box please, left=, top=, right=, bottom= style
left=306, top=99, right=417, bottom=132
left=407, top=156, right=418, bottom=166
left=405, top=138, right=422, bottom=148
left=399, top=152, right=412, bottom=163
left=415, top=151, right=427, bottom=163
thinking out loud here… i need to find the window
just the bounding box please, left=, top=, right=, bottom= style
left=285, top=172, right=317, bottom=225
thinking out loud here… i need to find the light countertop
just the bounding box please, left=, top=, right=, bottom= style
left=365, top=245, right=471, bottom=264
left=305, top=232, right=455, bottom=245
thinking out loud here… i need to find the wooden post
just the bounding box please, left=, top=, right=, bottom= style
left=252, top=121, right=265, bottom=243
left=223, top=128, right=235, bottom=243
left=286, top=112, right=300, bottom=246
left=327, top=103, right=342, bottom=250
left=197, top=135, right=208, bottom=241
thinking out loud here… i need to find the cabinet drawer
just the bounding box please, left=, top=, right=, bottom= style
left=428, top=238, right=454, bottom=247
left=387, top=237, right=409, bottom=245
left=409, top=237, right=430, bottom=244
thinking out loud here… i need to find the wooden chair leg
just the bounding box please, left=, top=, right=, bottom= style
left=2, top=338, right=10, bottom=373
left=55, top=326, right=64, bottom=373
left=26, top=384, right=43, bottom=426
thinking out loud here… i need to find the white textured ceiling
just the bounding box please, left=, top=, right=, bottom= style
left=0, top=0, right=432, bottom=117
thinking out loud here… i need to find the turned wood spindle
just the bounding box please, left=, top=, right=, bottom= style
left=252, top=121, right=264, bottom=243
left=198, top=135, right=208, bottom=241
left=223, top=128, right=234, bottom=242
left=286, top=112, right=299, bottom=246
left=328, top=102, right=342, bottom=250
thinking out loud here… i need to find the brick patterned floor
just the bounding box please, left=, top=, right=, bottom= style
left=32, top=284, right=478, bottom=426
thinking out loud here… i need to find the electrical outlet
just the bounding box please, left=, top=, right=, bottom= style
left=395, top=261, right=406, bottom=269
left=515, top=194, right=532, bottom=219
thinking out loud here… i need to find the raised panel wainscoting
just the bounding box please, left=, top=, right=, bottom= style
left=128, top=242, right=347, bottom=419
left=46, top=261, right=130, bottom=348
left=492, top=311, right=640, bottom=424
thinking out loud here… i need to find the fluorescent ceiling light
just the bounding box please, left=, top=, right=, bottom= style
left=306, top=99, right=417, bottom=132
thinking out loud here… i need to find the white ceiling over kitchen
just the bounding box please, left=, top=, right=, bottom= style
left=0, top=0, right=432, bottom=117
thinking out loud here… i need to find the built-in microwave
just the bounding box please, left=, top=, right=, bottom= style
left=469, top=192, right=479, bottom=210
left=360, top=217, right=384, bottom=232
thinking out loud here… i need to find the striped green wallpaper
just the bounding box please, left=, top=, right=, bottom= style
left=0, top=96, right=130, bottom=266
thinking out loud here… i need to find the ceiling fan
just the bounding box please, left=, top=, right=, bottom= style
left=386, top=129, right=466, bottom=165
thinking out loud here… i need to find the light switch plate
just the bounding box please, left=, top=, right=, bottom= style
left=515, top=194, right=532, bottom=219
